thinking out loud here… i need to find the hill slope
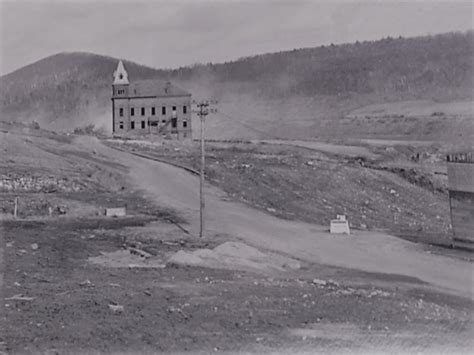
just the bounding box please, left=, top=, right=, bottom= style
left=0, top=31, right=473, bottom=140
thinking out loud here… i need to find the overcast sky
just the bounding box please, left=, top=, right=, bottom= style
left=0, top=0, right=472, bottom=75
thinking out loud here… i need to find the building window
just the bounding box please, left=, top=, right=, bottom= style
left=131, top=121, right=135, bottom=130
left=183, top=105, right=187, bottom=114
left=151, top=107, right=156, bottom=115
left=141, top=107, right=145, bottom=116
left=183, top=120, right=188, bottom=128
left=171, top=118, right=177, bottom=128
left=172, top=106, right=177, bottom=111
left=141, top=121, right=145, bottom=129
left=119, top=121, right=124, bottom=129
left=130, top=107, right=135, bottom=116
left=117, top=89, right=125, bottom=95
left=162, top=106, right=166, bottom=115
left=162, top=119, right=166, bottom=124
left=119, top=108, right=124, bottom=117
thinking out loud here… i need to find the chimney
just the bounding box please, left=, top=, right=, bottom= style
left=165, top=81, right=171, bottom=94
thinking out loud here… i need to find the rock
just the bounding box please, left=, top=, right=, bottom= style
left=360, top=223, right=368, bottom=230
left=108, top=304, right=124, bottom=313
left=6, top=242, right=13, bottom=247
left=312, top=279, right=327, bottom=286
left=30, top=243, right=39, bottom=251
left=390, top=189, right=397, bottom=195
left=266, top=207, right=276, bottom=213
left=79, top=279, right=93, bottom=287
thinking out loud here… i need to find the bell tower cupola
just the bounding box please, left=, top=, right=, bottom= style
left=112, top=60, right=129, bottom=98
left=113, top=60, right=129, bottom=85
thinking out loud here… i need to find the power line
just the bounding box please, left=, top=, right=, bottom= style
left=217, top=110, right=278, bottom=139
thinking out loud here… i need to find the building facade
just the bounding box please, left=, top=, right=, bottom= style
left=446, top=152, right=474, bottom=249
left=111, top=61, right=192, bottom=139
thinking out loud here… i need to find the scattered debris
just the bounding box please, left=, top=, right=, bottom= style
left=5, top=294, right=35, bottom=301
left=128, top=247, right=152, bottom=259
left=79, top=279, right=94, bottom=287
left=88, top=250, right=165, bottom=269
left=312, top=279, right=327, bottom=286
left=105, top=207, right=126, bottom=217
left=108, top=304, right=124, bottom=314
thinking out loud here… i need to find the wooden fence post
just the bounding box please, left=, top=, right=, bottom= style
left=14, top=197, right=18, bottom=218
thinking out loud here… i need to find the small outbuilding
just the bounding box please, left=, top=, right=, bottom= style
left=446, top=152, right=474, bottom=249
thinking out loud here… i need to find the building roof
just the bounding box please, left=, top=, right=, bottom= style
left=128, top=79, right=190, bottom=98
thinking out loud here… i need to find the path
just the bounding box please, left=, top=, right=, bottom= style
left=76, top=137, right=473, bottom=299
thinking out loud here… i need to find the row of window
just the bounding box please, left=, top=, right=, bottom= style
left=118, top=119, right=188, bottom=130
left=118, top=105, right=187, bottom=117
left=117, top=89, right=126, bottom=95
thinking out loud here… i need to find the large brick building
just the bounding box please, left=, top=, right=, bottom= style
left=111, top=61, right=192, bottom=139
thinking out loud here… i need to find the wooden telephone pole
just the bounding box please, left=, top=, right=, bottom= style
left=192, top=100, right=217, bottom=238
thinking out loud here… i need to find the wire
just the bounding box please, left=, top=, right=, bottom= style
left=216, top=110, right=278, bottom=139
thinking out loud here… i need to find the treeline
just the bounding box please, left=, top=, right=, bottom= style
left=169, top=31, right=473, bottom=98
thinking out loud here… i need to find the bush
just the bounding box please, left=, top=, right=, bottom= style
left=73, top=124, right=95, bottom=135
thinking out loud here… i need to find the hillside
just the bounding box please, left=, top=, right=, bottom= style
left=0, top=31, right=473, bottom=141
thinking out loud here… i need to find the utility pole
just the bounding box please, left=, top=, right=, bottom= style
left=192, top=100, right=217, bottom=238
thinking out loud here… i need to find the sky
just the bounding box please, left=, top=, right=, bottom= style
left=0, top=0, right=472, bottom=75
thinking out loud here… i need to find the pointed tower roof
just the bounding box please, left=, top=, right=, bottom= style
left=113, top=60, right=129, bottom=85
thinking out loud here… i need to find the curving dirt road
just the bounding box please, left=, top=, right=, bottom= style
left=77, top=137, right=473, bottom=299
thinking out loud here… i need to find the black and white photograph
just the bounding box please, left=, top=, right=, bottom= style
left=0, top=0, right=473, bottom=353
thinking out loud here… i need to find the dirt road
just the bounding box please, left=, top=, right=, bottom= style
left=77, top=137, right=473, bottom=299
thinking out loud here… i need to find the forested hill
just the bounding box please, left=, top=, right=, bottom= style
left=0, top=31, right=472, bottom=137
left=172, top=31, right=473, bottom=99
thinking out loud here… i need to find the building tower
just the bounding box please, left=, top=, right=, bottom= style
left=111, top=61, right=129, bottom=134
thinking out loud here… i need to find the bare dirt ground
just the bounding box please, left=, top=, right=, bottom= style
left=105, top=137, right=455, bottom=246
left=2, top=217, right=473, bottom=354
left=1, top=127, right=473, bottom=353
left=96, top=137, right=473, bottom=296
